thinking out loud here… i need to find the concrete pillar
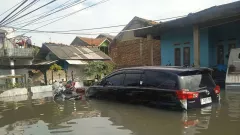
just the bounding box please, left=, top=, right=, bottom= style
left=10, top=60, right=16, bottom=84
left=193, top=25, right=200, bottom=67
left=147, top=34, right=154, bottom=66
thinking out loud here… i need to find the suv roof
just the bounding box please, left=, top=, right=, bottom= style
left=115, top=66, right=213, bottom=74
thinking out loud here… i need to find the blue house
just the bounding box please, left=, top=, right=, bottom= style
left=135, top=1, right=240, bottom=70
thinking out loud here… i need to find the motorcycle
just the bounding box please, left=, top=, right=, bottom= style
left=53, top=81, right=85, bottom=101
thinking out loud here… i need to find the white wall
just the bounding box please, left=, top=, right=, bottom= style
left=0, top=69, right=11, bottom=85
left=31, top=64, right=87, bottom=86
left=0, top=59, right=32, bottom=85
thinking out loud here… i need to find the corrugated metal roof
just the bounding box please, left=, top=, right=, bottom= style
left=66, top=60, right=88, bottom=65
left=44, top=43, right=111, bottom=60
left=33, top=60, right=58, bottom=65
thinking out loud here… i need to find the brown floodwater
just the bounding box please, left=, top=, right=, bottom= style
left=0, top=90, right=239, bottom=135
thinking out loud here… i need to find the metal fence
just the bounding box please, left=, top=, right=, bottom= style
left=0, top=48, right=34, bottom=58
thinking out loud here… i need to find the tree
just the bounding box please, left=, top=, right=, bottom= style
left=49, top=63, right=62, bottom=72
left=49, top=63, right=62, bottom=83
left=84, top=61, right=115, bottom=80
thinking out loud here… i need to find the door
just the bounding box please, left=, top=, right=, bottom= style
left=183, top=47, right=190, bottom=66
left=101, top=73, right=125, bottom=100
left=142, top=71, right=179, bottom=105
left=217, top=45, right=224, bottom=64
left=175, top=48, right=181, bottom=66
left=123, top=73, right=143, bottom=101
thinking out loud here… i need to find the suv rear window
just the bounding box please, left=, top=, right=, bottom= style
left=143, top=71, right=178, bottom=89
left=179, top=73, right=215, bottom=91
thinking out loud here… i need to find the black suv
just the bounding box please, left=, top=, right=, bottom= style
left=86, top=66, right=221, bottom=110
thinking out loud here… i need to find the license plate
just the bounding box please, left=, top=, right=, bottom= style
left=200, top=97, right=212, bottom=105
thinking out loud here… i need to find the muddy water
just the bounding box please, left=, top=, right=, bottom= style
left=0, top=90, right=239, bottom=135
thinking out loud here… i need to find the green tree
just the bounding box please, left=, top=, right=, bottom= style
left=84, top=61, right=115, bottom=80
left=49, top=63, right=62, bottom=72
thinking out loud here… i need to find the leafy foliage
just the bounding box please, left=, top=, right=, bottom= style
left=84, top=61, right=115, bottom=79
left=49, top=64, right=62, bottom=71
left=34, top=47, right=40, bottom=55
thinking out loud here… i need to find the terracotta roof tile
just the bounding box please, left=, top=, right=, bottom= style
left=78, top=37, right=106, bottom=46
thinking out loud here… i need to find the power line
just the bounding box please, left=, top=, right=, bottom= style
left=10, top=14, right=185, bottom=33
left=2, top=0, right=40, bottom=25
left=3, top=0, right=57, bottom=26
left=11, top=0, right=75, bottom=26
left=0, top=0, right=28, bottom=25
left=16, top=0, right=87, bottom=30
left=0, top=0, right=26, bottom=17
left=15, top=25, right=153, bottom=36
left=18, top=0, right=110, bottom=36
left=9, top=15, right=185, bottom=36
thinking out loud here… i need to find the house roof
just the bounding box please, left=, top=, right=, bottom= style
left=96, top=34, right=115, bottom=40
left=135, top=1, right=240, bottom=38
left=114, top=16, right=158, bottom=40
left=35, top=43, right=111, bottom=60
left=77, top=37, right=107, bottom=46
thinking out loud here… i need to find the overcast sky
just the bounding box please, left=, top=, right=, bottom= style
left=0, top=0, right=238, bottom=46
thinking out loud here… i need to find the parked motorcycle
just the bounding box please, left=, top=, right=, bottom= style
left=53, top=81, right=85, bottom=101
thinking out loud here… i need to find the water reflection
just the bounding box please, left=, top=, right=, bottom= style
left=0, top=91, right=239, bottom=135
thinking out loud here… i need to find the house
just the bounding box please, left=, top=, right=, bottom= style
left=96, top=34, right=114, bottom=41
left=109, top=16, right=160, bottom=68
left=33, top=43, right=111, bottom=85
left=134, top=1, right=240, bottom=86
left=0, top=28, right=35, bottom=87
left=70, top=34, right=114, bottom=55
left=135, top=1, right=240, bottom=68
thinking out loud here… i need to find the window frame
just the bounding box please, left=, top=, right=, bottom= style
left=174, top=48, right=181, bottom=66
left=142, top=70, right=180, bottom=90
left=123, top=72, right=143, bottom=87
left=183, top=47, right=190, bottom=66
left=217, top=45, right=224, bottom=64
left=103, top=72, right=125, bottom=86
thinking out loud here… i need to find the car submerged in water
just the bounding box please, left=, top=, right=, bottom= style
left=86, top=66, right=221, bottom=110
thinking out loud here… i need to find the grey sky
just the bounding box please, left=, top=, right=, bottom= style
left=0, top=0, right=238, bottom=46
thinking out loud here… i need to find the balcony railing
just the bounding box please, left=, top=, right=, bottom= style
left=0, top=48, right=34, bottom=58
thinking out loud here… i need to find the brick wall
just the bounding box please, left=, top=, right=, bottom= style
left=110, top=38, right=160, bottom=68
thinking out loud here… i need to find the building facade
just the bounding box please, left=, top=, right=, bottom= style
left=70, top=34, right=114, bottom=55
left=0, top=28, right=35, bottom=86
left=160, top=21, right=240, bottom=67
left=135, top=1, right=240, bottom=69
left=110, top=16, right=160, bottom=68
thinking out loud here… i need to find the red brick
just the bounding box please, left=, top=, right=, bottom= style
left=110, top=38, right=160, bottom=68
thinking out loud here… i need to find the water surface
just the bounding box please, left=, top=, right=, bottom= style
left=0, top=90, right=239, bottom=135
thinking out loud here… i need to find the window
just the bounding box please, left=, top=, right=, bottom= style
left=183, top=47, right=190, bottom=66
left=105, top=74, right=125, bottom=86
left=175, top=48, right=181, bottom=66
left=179, top=73, right=215, bottom=91
left=143, top=71, right=178, bottom=89
left=124, top=73, right=142, bottom=86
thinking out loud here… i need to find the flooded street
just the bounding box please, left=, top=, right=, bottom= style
left=0, top=90, right=239, bottom=135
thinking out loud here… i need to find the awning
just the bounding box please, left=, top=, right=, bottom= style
left=66, top=60, right=88, bottom=65
left=32, top=60, right=58, bottom=66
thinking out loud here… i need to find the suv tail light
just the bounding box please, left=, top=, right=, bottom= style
left=176, top=89, right=199, bottom=100
left=214, top=85, right=220, bottom=94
